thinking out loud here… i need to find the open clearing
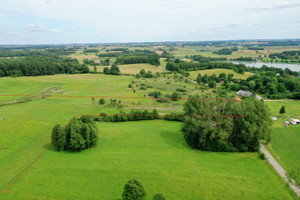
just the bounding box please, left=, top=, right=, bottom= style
left=188, top=68, right=253, bottom=80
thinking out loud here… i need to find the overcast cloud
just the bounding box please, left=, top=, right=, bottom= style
left=0, top=0, right=299, bottom=44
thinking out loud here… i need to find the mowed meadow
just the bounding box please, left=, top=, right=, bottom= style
left=0, top=74, right=297, bottom=199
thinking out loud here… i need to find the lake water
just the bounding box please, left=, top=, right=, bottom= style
left=231, top=62, right=300, bottom=72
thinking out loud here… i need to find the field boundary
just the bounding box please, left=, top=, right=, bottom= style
left=2, top=113, right=247, bottom=193
left=0, top=94, right=239, bottom=101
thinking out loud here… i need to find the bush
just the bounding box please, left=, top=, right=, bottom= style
left=51, top=116, right=99, bottom=152
left=122, top=179, right=146, bottom=200
left=259, top=152, right=266, bottom=160
left=153, top=193, right=165, bottom=200
left=208, top=81, right=216, bottom=88
left=98, top=98, right=105, bottom=105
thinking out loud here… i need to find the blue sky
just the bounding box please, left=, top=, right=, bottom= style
left=0, top=0, right=300, bottom=44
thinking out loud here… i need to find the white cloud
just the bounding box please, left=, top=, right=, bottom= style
left=25, top=24, right=47, bottom=32
left=247, top=0, right=300, bottom=11
left=52, top=28, right=62, bottom=33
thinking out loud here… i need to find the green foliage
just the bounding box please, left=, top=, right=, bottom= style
left=171, top=92, right=179, bottom=101
left=153, top=193, right=166, bottom=200
left=214, top=48, right=233, bottom=55
left=279, top=106, right=286, bottom=114
left=51, top=117, right=99, bottom=152
left=0, top=56, right=88, bottom=77
left=182, top=95, right=272, bottom=152
left=196, top=73, right=202, bottom=84
left=122, top=179, right=146, bottom=200
left=98, top=98, right=105, bottom=105
left=208, top=81, right=216, bottom=88
left=110, top=64, right=120, bottom=75
left=259, top=152, right=266, bottom=160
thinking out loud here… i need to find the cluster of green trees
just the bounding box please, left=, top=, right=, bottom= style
left=182, top=96, right=272, bottom=152
left=189, top=55, right=227, bottom=62
left=0, top=56, right=89, bottom=77
left=231, top=57, right=256, bottom=61
left=166, top=61, right=246, bottom=74
left=138, top=69, right=153, bottom=78
left=196, top=73, right=233, bottom=87
left=122, top=179, right=165, bottom=200
left=103, top=64, right=120, bottom=75
left=247, top=47, right=264, bottom=50
left=83, top=48, right=99, bottom=53
left=213, top=48, right=233, bottom=55
left=269, top=50, right=300, bottom=62
left=0, top=48, right=75, bottom=57
left=116, top=54, right=160, bottom=65
left=51, top=116, right=99, bottom=152
left=227, top=73, right=300, bottom=99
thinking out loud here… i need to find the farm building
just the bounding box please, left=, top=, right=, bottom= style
left=235, top=90, right=263, bottom=100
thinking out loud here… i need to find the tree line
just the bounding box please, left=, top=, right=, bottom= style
left=116, top=55, right=160, bottom=65
left=0, top=48, right=76, bottom=57
left=0, top=56, right=89, bottom=77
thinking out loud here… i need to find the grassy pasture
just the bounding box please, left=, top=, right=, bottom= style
left=265, top=100, right=300, bottom=185
left=0, top=120, right=295, bottom=199
left=0, top=74, right=297, bottom=199
left=188, top=68, right=253, bottom=80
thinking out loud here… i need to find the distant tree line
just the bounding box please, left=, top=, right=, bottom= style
left=0, top=48, right=76, bottom=57
left=231, top=57, right=256, bottom=62
left=189, top=55, right=227, bottom=62
left=213, top=48, right=233, bottom=55
left=0, top=56, right=89, bottom=77
left=247, top=47, right=264, bottom=50
left=116, top=54, right=160, bottom=65
left=83, top=48, right=99, bottom=53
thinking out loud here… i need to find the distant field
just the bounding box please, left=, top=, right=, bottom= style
left=0, top=120, right=295, bottom=199
left=188, top=68, right=253, bottom=80
left=88, top=63, right=166, bottom=74
left=172, top=46, right=300, bottom=60
left=118, top=64, right=165, bottom=74
left=265, top=100, right=300, bottom=186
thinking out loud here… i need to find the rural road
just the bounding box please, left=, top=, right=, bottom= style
left=260, top=143, right=300, bottom=197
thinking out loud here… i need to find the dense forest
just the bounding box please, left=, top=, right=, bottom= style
left=0, top=56, right=89, bottom=77
left=0, top=48, right=76, bottom=57
left=116, top=54, right=160, bottom=65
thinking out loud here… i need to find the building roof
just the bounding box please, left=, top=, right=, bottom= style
left=235, top=90, right=254, bottom=96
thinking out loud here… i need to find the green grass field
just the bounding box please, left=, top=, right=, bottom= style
left=0, top=74, right=298, bottom=199
left=0, top=120, right=295, bottom=199
left=188, top=68, right=253, bottom=80
left=265, top=100, right=300, bottom=186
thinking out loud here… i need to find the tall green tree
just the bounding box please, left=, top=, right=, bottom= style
left=110, top=64, right=120, bottom=75
left=196, top=73, right=202, bottom=84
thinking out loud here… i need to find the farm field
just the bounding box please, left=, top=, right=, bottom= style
left=0, top=74, right=298, bottom=199
left=188, top=68, right=253, bottom=80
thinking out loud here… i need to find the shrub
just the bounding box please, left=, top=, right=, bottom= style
left=259, top=152, right=266, bottom=160
left=98, top=98, right=105, bottom=105
left=122, top=179, right=146, bottom=200
left=153, top=193, right=165, bottom=200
